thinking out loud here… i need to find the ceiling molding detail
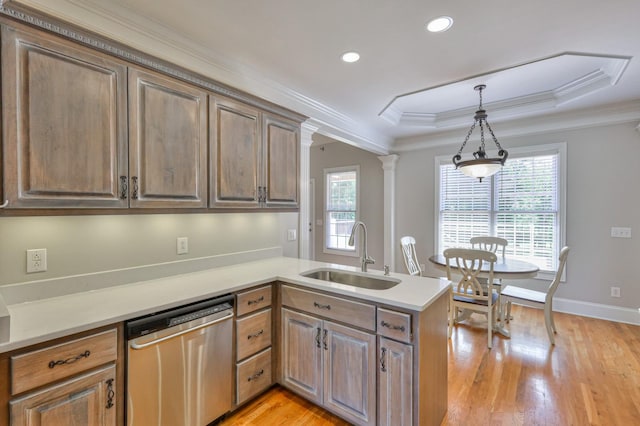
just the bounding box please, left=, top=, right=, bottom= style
left=380, top=53, right=631, bottom=130
left=392, top=100, right=640, bottom=152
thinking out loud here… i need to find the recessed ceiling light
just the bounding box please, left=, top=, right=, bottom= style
left=426, top=16, right=453, bottom=33
left=341, top=51, right=360, bottom=63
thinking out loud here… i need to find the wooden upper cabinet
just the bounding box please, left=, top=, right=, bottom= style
left=1, top=25, right=128, bottom=208
left=128, top=67, right=208, bottom=208
left=209, top=95, right=261, bottom=208
left=263, top=114, right=299, bottom=208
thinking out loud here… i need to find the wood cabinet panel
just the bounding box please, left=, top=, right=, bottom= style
left=236, top=348, right=272, bottom=405
left=1, top=25, right=128, bottom=208
left=236, top=308, right=272, bottom=361
left=377, top=307, right=412, bottom=343
left=11, top=329, right=117, bottom=395
left=10, top=364, right=116, bottom=426
left=281, top=308, right=323, bottom=404
left=323, top=321, right=376, bottom=426
left=210, top=96, right=261, bottom=207
left=281, top=285, right=376, bottom=331
left=379, top=337, right=413, bottom=426
left=128, top=67, right=208, bottom=208
left=236, top=285, right=272, bottom=317
left=263, top=114, right=299, bottom=207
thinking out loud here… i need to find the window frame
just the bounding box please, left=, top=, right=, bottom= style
left=323, top=165, right=360, bottom=257
left=434, top=142, right=567, bottom=280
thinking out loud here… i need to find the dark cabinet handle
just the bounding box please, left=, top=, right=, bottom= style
left=248, top=369, right=264, bottom=382
left=105, top=378, right=115, bottom=409
left=119, top=176, right=128, bottom=199
left=380, top=320, right=406, bottom=332
left=247, top=296, right=264, bottom=306
left=315, top=327, right=321, bottom=348
left=380, top=347, right=387, bottom=372
left=247, top=329, right=264, bottom=340
left=131, top=176, right=139, bottom=199
left=48, top=350, right=91, bottom=369
left=323, top=329, right=328, bottom=350
left=314, top=302, right=331, bottom=310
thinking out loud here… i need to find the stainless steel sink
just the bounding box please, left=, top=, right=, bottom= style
left=301, top=268, right=401, bottom=290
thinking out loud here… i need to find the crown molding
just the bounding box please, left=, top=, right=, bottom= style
left=392, top=100, right=640, bottom=152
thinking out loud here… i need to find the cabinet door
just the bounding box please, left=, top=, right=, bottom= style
left=1, top=25, right=128, bottom=209
left=379, top=337, right=413, bottom=426
left=262, top=114, right=299, bottom=207
left=281, top=308, right=323, bottom=404
left=128, top=67, right=208, bottom=208
left=324, top=321, right=376, bottom=426
left=10, top=364, right=116, bottom=425
left=210, top=96, right=261, bottom=207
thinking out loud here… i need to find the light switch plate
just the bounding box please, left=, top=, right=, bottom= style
left=177, top=237, right=189, bottom=254
left=287, top=229, right=297, bottom=241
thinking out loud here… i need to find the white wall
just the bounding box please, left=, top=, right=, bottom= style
left=395, top=122, right=640, bottom=312
left=0, top=212, right=299, bottom=286
left=310, top=138, right=384, bottom=270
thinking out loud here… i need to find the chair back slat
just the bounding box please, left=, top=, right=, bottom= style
left=470, top=236, right=508, bottom=258
left=444, top=248, right=497, bottom=302
left=400, top=236, right=422, bottom=276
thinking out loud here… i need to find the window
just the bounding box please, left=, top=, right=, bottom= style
left=436, top=143, right=566, bottom=276
left=324, top=166, right=359, bottom=255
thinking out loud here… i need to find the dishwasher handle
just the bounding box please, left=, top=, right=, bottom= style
left=129, top=310, right=233, bottom=350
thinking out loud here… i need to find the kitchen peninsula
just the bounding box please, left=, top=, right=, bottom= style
left=0, top=256, right=450, bottom=426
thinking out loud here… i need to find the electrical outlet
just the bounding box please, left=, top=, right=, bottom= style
left=611, top=286, right=621, bottom=298
left=611, top=227, right=632, bottom=238
left=287, top=229, right=297, bottom=241
left=26, top=248, right=47, bottom=273
left=176, top=237, right=189, bottom=255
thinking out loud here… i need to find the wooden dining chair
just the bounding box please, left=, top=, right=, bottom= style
left=400, top=236, right=422, bottom=276
left=444, top=248, right=499, bottom=349
left=470, top=236, right=508, bottom=258
left=500, top=246, right=570, bottom=344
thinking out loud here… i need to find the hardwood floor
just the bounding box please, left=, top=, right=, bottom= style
left=221, top=305, right=640, bottom=425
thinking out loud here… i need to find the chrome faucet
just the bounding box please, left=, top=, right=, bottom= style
left=348, top=221, right=375, bottom=272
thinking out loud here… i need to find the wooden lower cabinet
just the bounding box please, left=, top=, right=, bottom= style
left=10, top=364, right=116, bottom=425
left=281, top=308, right=376, bottom=426
left=378, top=337, right=413, bottom=426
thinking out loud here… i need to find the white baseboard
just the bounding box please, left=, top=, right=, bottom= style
left=553, top=297, right=640, bottom=325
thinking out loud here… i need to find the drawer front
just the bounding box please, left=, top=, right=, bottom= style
left=11, top=328, right=118, bottom=395
left=237, top=285, right=272, bottom=317
left=377, top=308, right=412, bottom=343
left=236, top=309, right=272, bottom=361
left=281, top=285, right=376, bottom=331
left=236, top=348, right=272, bottom=405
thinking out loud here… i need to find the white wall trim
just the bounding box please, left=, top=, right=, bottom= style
left=378, top=155, right=399, bottom=270
left=299, top=122, right=318, bottom=260
left=553, top=297, right=640, bottom=325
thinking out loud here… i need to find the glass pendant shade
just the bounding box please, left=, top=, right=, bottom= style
left=453, top=85, right=508, bottom=181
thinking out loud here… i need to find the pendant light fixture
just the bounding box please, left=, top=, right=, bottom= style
left=452, top=84, right=508, bottom=181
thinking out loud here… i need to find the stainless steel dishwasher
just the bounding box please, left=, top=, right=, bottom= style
left=126, top=294, right=234, bottom=426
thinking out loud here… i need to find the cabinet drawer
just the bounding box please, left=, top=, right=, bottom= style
left=377, top=308, right=412, bottom=343
left=11, top=328, right=118, bottom=395
left=281, top=285, right=376, bottom=331
left=236, top=348, right=272, bottom=405
left=236, top=285, right=272, bottom=317
left=236, top=309, right=272, bottom=361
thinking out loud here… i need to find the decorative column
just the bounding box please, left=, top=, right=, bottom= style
left=378, top=155, right=399, bottom=270
left=299, top=122, right=318, bottom=259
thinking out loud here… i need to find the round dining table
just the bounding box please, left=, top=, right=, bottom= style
left=428, top=254, right=539, bottom=279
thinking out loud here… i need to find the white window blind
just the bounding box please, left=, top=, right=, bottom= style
left=438, top=146, right=564, bottom=273
left=325, top=166, right=358, bottom=253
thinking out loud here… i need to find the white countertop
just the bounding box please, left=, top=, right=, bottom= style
left=0, top=256, right=450, bottom=353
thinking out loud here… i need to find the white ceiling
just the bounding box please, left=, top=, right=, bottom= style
left=9, top=0, right=640, bottom=153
